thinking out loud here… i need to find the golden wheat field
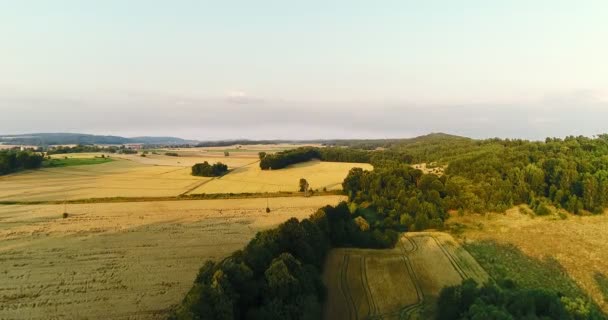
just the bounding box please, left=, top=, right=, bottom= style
left=187, top=160, right=373, bottom=194
left=0, top=159, right=208, bottom=202
left=322, top=232, right=489, bottom=320
left=115, top=153, right=259, bottom=168
left=449, top=208, right=608, bottom=313
left=0, top=195, right=346, bottom=319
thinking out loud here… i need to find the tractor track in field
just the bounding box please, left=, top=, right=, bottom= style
left=332, top=233, right=488, bottom=320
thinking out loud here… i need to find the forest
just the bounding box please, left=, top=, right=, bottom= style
left=0, top=150, right=44, bottom=175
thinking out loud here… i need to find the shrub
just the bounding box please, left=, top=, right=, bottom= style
left=534, top=203, right=552, bottom=216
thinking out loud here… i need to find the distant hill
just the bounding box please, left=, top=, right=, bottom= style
left=0, top=132, right=471, bottom=148
left=317, top=133, right=472, bottom=150
left=0, top=133, right=198, bottom=146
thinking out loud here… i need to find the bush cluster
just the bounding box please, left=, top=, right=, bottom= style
left=192, top=161, right=228, bottom=177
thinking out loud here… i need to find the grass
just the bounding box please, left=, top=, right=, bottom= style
left=44, top=157, right=113, bottom=167
left=464, top=240, right=585, bottom=298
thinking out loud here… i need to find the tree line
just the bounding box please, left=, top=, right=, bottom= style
left=192, top=162, right=229, bottom=177
left=0, top=150, right=44, bottom=175
left=258, top=146, right=413, bottom=170
left=170, top=202, right=398, bottom=320
left=47, top=145, right=141, bottom=155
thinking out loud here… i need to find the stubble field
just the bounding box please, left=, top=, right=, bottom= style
left=0, top=196, right=346, bottom=319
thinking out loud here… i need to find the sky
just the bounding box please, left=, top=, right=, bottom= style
left=1, top=0, right=607, bottom=140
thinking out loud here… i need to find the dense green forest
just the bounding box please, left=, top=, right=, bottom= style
left=437, top=279, right=602, bottom=319
left=171, top=203, right=397, bottom=320
left=0, top=150, right=44, bottom=175
left=192, top=162, right=229, bottom=177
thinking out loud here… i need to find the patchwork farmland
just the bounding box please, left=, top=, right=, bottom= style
left=1, top=151, right=370, bottom=202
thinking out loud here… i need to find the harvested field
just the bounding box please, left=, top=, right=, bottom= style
left=322, top=232, right=488, bottom=320
left=116, top=153, right=258, bottom=168
left=188, top=160, right=373, bottom=194
left=0, top=195, right=345, bottom=319
left=0, top=159, right=208, bottom=202
left=448, top=207, right=608, bottom=313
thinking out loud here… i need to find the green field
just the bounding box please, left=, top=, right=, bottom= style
left=44, top=157, right=114, bottom=167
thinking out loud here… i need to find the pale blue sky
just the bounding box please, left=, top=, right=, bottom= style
left=1, top=1, right=607, bottom=140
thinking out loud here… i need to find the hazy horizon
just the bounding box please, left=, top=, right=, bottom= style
left=2, top=1, right=607, bottom=140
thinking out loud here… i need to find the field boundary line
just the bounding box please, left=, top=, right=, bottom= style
left=0, top=190, right=346, bottom=205
left=180, top=177, right=217, bottom=195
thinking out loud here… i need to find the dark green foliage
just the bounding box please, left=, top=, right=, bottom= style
left=437, top=279, right=603, bottom=320
left=0, top=150, right=44, bottom=175
left=350, top=134, right=608, bottom=216
left=165, top=152, right=179, bottom=157
left=435, top=136, right=608, bottom=214
left=258, top=146, right=413, bottom=170
left=259, top=147, right=321, bottom=170
left=342, top=165, right=447, bottom=231
left=192, top=162, right=229, bottom=177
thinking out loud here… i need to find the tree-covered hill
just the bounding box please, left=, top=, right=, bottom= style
left=0, top=133, right=197, bottom=146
